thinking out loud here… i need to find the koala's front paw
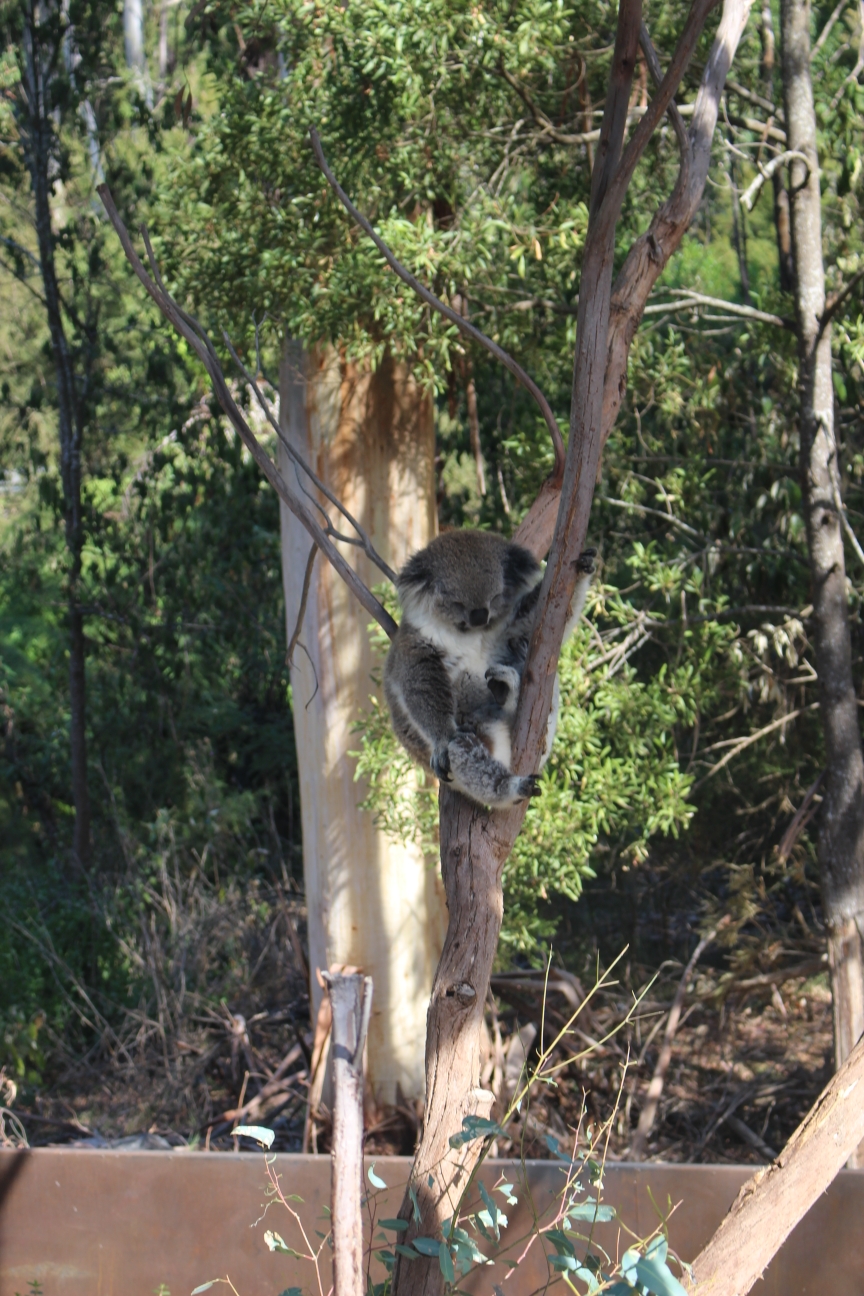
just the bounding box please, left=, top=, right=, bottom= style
left=430, top=743, right=453, bottom=783
left=576, top=547, right=597, bottom=575
left=485, top=663, right=520, bottom=709
left=514, top=774, right=542, bottom=800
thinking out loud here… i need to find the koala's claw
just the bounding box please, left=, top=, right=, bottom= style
left=515, top=774, right=542, bottom=800
left=430, top=744, right=453, bottom=782
left=485, top=663, right=520, bottom=709
left=576, top=547, right=597, bottom=575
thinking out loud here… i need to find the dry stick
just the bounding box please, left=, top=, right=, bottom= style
left=287, top=543, right=318, bottom=668
left=308, top=128, right=566, bottom=483
left=95, top=184, right=397, bottom=642
left=692, top=703, right=820, bottom=789
left=689, top=1031, right=864, bottom=1294
left=630, top=920, right=725, bottom=1159
left=323, top=972, right=373, bottom=1296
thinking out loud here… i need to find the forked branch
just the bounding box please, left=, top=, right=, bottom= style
left=96, top=184, right=397, bottom=640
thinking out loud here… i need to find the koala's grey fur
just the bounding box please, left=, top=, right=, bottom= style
left=383, top=530, right=595, bottom=808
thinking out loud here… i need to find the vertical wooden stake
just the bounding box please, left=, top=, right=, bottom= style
left=323, top=971, right=373, bottom=1296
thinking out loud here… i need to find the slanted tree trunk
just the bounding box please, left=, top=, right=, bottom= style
left=279, top=343, right=448, bottom=1106
left=18, top=1, right=91, bottom=866
left=781, top=0, right=864, bottom=1162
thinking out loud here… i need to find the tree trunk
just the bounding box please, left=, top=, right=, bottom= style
left=19, top=1, right=91, bottom=866
left=780, top=0, right=864, bottom=1164
left=279, top=342, right=448, bottom=1106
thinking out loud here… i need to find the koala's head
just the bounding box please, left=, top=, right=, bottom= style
left=396, top=531, right=541, bottom=634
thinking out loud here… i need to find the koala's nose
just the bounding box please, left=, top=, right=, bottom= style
left=469, top=607, right=489, bottom=627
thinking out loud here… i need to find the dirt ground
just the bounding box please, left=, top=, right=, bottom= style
left=10, top=962, right=832, bottom=1166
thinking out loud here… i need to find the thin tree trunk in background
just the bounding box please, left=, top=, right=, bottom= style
left=279, top=342, right=448, bottom=1107
left=19, top=1, right=91, bottom=866
left=759, top=1, right=796, bottom=291
left=781, top=0, right=864, bottom=1164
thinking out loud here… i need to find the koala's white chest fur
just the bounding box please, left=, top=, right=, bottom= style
left=407, top=608, right=496, bottom=682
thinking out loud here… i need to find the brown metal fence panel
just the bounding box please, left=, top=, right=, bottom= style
left=0, top=1151, right=861, bottom=1296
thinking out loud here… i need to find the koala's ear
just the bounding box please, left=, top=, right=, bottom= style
left=398, top=552, right=436, bottom=593
left=502, top=543, right=541, bottom=594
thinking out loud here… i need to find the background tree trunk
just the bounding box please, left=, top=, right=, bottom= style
left=781, top=0, right=864, bottom=1163
left=19, top=0, right=91, bottom=867
left=279, top=342, right=448, bottom=1107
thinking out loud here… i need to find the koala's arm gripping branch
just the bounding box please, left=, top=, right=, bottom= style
left=97, top=184, right=398, bottom=642
left=309, top=128, right=566, bottom=482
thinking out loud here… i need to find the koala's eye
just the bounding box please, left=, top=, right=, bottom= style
left=469, top=607, right=489, bottom=628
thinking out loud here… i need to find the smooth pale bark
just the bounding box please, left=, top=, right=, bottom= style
left=279, top=343, right=448, bottom=1105
left=780, top=0, right=864, bottom=1163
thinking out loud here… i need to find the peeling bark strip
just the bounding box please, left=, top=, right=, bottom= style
left=780, top=0, right=864, bottom=1135
left=690, top=1032, right=864, bottom=1294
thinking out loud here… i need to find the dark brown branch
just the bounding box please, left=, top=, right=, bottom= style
left=639, top=20, right=690, bottom=183
left=598, top=0, right=721, bottom=234
left=222, top=334, right=397, bottom=583
left=96, top=183, right=397, bottom=641
left=309, top=128, right=566, bottom=480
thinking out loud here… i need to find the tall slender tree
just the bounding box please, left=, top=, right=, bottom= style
left=781, top=0, right=864, bottom=1160
left=15, top=0, right=91, bottom=864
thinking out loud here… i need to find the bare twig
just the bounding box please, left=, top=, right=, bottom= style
left=96, top=184, right=397, bottom=640
left=630, top=919, right=726, bottom=1158
left=811, top=0, right=850, bottom=57
left=739, top=150, right=809, bottom=210
left=286, top=543, right=318, bottom=668
left=643, top=287, right=794, bottom=328
left=308, top=128, right=566, bottom=480
left=777, top=770, right=825, bottom=861
left=692, top=703, right=820, bottom=788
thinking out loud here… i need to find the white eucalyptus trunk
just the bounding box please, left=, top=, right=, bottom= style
left=279, top=342, right=447, bottom=1105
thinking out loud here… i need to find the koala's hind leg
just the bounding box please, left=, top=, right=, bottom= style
left=447, top=730, right=541, bottom=807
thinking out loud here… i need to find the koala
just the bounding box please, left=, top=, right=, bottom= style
left=383, top=530, right=596, bottom=808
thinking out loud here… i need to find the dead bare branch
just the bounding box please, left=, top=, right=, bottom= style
left=308, top=127, right=566, bottom=480
left=286, top=543, right=318, bottom=668
left=643, top=288, right=794, bottom=328
left=630, top=919, right=725, bottom=1158
left=96, top=184, right=397, bottom=641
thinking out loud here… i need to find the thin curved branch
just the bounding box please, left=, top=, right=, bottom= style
left=287, top=543, right=318, bottom=667
left=309, top=127, right=566, bottom=480
left=96, top=183, right=397, bottom=641
left=643, top=288, right=794, bottom=328
left=222, top=333, right=397, bottom=583
left=740, top=149, right=809, bottom=210
left=639, top=20, right=690, bottom=173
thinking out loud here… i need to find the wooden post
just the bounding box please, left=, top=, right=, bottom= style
left=323, top=971, right=373, bottom=1296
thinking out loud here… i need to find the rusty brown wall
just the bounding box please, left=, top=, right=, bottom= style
left=0, top=1152, right=861, bottom=1296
